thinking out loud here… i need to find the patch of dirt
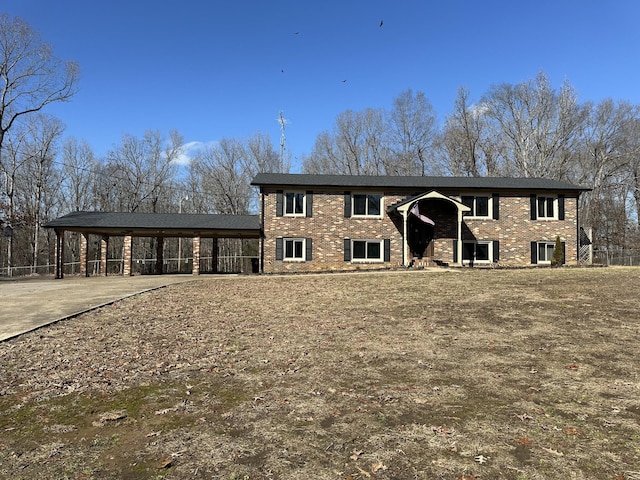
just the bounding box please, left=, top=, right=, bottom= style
left=1, top=267, right=640, bottom=479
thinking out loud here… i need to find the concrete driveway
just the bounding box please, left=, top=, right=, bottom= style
left=0, top=275, right=197, bottom=342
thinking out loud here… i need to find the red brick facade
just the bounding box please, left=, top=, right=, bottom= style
left=260, top=186, right=580, bottom=273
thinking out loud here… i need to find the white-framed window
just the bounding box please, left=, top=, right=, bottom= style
left=276, top=237, right=312, bottom=262
left=277, top=191, right=312, bottom=217
left=352, top=239, right=383, bottom=261
left=284, top=238, right=305, bottom=261
left=462, top=241, right=494, bottom=264
left=284, top=192, right=305, bottom=216
left=537, top=196, right=557, bottom=219
left=461, top=195, right=491, bottom=218
left=352, top=193, right=382, bottom=217
left=536, top=241, right=555, bottom=264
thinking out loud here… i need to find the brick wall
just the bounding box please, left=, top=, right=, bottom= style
left=462, top=193, right=578, bottom=265
left=261, top=188, right=580, bottom=273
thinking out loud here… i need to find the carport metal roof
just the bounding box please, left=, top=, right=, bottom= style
left=43, top=211, right=262, bottom=238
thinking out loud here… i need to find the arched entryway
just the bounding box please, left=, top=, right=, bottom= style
left=388, top=191, right=471, bottom=267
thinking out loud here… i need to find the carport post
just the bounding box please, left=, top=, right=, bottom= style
left=192, top=235, right=201, bottom=275
left=54, top=229, right=64, bottom=279
left=123, top=234, right=133, bottom=276
left=80, top=233, right=89, bottom=277
left=212, top=237, right=219, bottom=273
left=155, top=236, right=164, bottom=274
left=100, top=236, right=108, bottom=276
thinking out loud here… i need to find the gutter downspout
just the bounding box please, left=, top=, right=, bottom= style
left=260, top=187, right=265, bottom=273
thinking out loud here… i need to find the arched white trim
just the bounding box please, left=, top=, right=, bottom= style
left=394, top=190, right=470, bottom=267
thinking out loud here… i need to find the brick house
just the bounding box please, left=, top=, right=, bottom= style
left=251, top=173, right=590, bottom=273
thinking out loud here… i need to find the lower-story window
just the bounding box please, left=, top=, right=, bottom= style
left=462, top=241, right=493, bottom=264
left=276, top=237, right=312, bottom=262
left=531, top=240, right=565, bottom=265
left=533, top=241, right=555, bottom=264
left=353, top=240, right=382, bottom=261
left=344, top=238, right=391, bottom=262
left=285, top=238, right=305, bottom=260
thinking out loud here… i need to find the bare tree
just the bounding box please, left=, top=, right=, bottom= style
left=388, top=88, right=438, bottom=176
left=576, top=100, right=640, bottom=249
left=190, top=138, right=253, bottom=215
left=440, top=87, right=499, bottom=177
left=15, top=114, right=64, bottom=272
left=627, top=118, right=640, bottom=232
left=482, top=72, right=586, bottom=179
left=0, top=125, right=29, bottom=274
left=243, top=132, right=284, bottom=211
left=303, top=108, right=389, bottom=175
left=0, top=14, right=79, bottom=168
left=60, top=137, right=97, bottom=212
left=106, top=130, right=180, bottom=213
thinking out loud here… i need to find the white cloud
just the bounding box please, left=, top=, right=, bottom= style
left=469, top=102, right=490, bottom=118
left=172, top=140, right=218, bottom=166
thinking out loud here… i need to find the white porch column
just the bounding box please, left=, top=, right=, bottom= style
left=402, top=209, right=409, bottom=267
left=456, top=209, right=464, bottom=266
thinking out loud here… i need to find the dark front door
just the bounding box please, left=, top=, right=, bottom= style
left=407, top=215, right=434, bottom=259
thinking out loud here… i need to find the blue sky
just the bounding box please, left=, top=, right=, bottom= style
left=5, top=1, right=640, bottom=172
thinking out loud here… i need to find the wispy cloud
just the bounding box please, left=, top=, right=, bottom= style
left=172, top=140, right=218, bottom=166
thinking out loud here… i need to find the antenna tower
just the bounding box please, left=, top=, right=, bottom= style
left=278, top=111, right=288, bottom=171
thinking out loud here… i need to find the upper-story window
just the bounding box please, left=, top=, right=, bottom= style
left=350, top=193, right=383, bottom=217
left=537, top=196, right=556, bottom=219
left=285, top=192, right=305, bottom=216
left=461, top=195, right=490, bottom=217
left=530, top=194, right=564, bottom=221
left=276, top=191, right=312, bottom=217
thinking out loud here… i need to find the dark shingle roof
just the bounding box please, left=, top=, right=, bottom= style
left=251, top=173, right=590, bottom=192
left=43, top=212, right=261, bottom=238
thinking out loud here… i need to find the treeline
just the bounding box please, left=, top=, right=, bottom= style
left=1, top=13, right=639, bottom=274
left=302, top=74, right=640, bottom=253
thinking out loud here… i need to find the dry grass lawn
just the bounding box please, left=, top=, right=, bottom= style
left=1, top=267, right=640, bottom=479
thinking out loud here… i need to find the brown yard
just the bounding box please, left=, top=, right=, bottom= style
left=1, top=267, right=639, bottom=479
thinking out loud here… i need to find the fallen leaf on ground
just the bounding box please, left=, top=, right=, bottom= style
left=516, top=436, right=533, bottom=446
left=372, top=461, right=387, bottom=472
left=431, top=425, right=453, bottom=435
left=542, top=447, right=564, bottom=456
left=356, top=465, right=371, bottom=477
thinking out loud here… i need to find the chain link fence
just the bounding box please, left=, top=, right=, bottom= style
left=593, top=249, right=640, bottom=266
left=0, top=256, right=260, bottom=277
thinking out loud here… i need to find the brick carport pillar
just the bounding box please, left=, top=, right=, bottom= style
left=100, top=236, right=109, bottom=276
left=123, top=234, right=133, bottom=276
left=54, top=229, right=65, bottom=279
left=79, top=233, right=89, bottom=277
left=192, top=235, right=201, bottom=275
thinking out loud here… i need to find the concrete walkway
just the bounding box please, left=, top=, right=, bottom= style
left=0, top=275, right=197, bottom=342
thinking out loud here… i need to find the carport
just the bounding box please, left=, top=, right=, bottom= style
left=43, top=211, right=262, bottom=279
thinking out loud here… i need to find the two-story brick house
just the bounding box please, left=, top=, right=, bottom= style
left=251, top=173, right=590, bottom=273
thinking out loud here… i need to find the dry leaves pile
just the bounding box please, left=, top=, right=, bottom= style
left=1, top=267, right=640, bottom=479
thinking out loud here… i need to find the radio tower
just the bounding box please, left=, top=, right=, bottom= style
left=278, top=111, right=288, bottom=172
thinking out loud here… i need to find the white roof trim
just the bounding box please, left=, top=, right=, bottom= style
left=394, top=190, right=471, bottom=214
